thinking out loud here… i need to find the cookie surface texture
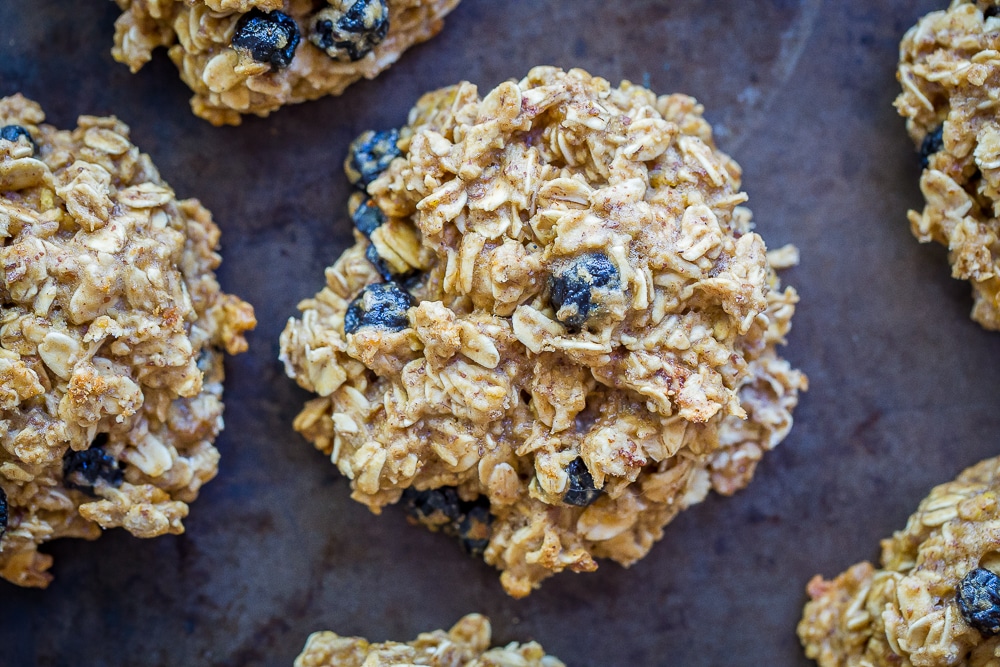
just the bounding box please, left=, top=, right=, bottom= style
left=896, top=0, right=1000, bottom=329
left=112, top=0, right=463, bottom=125
left=294, top=614, right=564, bottom=667
left=798, top=456, right=1000, bottom=667
left=0, top=94, right=256, bottom=587
left=279, top=66, right=807, bottom=597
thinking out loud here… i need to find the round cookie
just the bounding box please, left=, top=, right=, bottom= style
left=112, top=0, right=462, bottom=125
left=279, top=66, right=807, bottom=597
left=0, top=94, right=256, bottom=587
left=799, top=456, right=1000, bottom=666
left=294, top=614, right=564, bottom=667
left=896, top=0, right=1000, bottom=330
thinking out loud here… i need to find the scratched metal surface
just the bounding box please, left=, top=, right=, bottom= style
left=0, top=0, right=993, bottom=665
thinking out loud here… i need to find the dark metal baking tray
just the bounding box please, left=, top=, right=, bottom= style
left=1, top=1, right=993, bottom=665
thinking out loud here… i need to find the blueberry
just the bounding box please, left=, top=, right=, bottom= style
left=349, top=195, right=401, bottom=279
left=0, top=486, right=7, bottom=540
left=402, top=487, right=462, bottom=525
left=563, top=457, right=601, bottom=506
left=310, top=0, right=389, bottom=62
left=62, top=435, right=124, bottom=495
left=987, top=5, right=1000, bottom=19
left=231, top=9, right=300, bottom=70
left=456, top=502, right=492, bottom=558
left=919, top=125, right=944, bottom=170
left=344, top=129, right=400, bottom=189
left=365, top=243, right=399, bottom=281
left=401, top=486, right=493, bottom=557
left=0, top=125, right=37, bottom=155
left=549, top=252, right=620, bottom=330
left=196, top=347, right=214, bottom=373
left=352, top=197, right=386, bottom=237
left=343, top=281, right=413, bottom=334
left=959, top=568, right=1000, bottom=636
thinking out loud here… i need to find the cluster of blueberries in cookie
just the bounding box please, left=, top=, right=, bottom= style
left=231, top=0, right=390, bottom=71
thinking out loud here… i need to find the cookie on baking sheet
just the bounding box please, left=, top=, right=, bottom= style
left=112, top=0, right=462, bottom=126
left=896, top=1, right=1000, bottom=329
left=294, top=614, right=564, bottom=667
left=279, top=66, right=807, bottom=597
left=799, top=456, right=1000, bottom=666
left=0, top=94, right=256, bottom=587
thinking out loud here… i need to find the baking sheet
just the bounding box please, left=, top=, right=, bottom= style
left=1, top=1, right=995, bottom=665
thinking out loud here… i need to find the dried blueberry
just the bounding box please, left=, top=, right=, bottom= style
left=402, top=487, right=462, bottom=525
left=231, top=9, right=300, bottom=70
left=0, top=486, right=7, bottom=540
left=310, top=0, right=389, bottom=62
left=959, top=568, right=1000, bottom=636
left=919, top=125, right=944, bottom=170
left=344, top=129, right=401, bottom=189
left=343, top=281, right=413, bottom=334
left=549, top=252, right=620, bottom=330
left=402, top=486, right=493, bottom=557
left=352, top=196, right=412, bottom=280
left=196, top=346, right=215, bottom=373
left=456, top=502, right=492, bottom=558
left=563, top=456, right=601, bottom=506
left=365, top=243, right=399, bottom=281
left=63, top=436, right=124, bottom=495
left=353, top=198, right=386, bottom=237
left=0, top=124, right=37, bottom=155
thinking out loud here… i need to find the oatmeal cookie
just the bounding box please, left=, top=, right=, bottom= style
left=294, top=614, right=564, bottom=667
left=798, top=456, right=1000, bottom=667
left=279, top=67, right=807, bottom=597
left=0, top=94, right=256, bottom=588
left=112, top=0, right=462, bottom=125
left=896, top=0, right=1000, bottom=329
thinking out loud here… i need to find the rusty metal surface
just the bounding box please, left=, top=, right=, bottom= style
left=0, top=1, right=993, bottom=665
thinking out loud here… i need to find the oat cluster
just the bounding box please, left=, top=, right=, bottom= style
left=294, top=614, right=564, bottom=667
left=112, top=0, right=462, bottom=125
left=0, top=94, right=255, bottom=587
left=896, top=0, right=1000, bottom=329
left=280, top=67, right=806, bottom=597
left=799, top=456, right=1000, bottom=667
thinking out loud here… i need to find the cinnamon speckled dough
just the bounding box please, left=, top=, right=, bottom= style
left=279, top=67, right=807, bottom=597
left=294, top=614, right=564, bottom=667
left=798, top=456, right=1000, bottom=667
left=112, top=0, right=462, bottom=125
left=0, top=94, right=256, bottom=587
left=896, top=0, right=1000, bottom=329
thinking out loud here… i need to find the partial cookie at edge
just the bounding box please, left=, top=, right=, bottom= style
left=896, top=0, right=1000, bottom=329
left=294, top=614, right=564, bottom=667
left=0, top=94, right=256, bottom=587
left=112, top=0, right=462, bottom=125
left=798, top=456, right=1000, bottom=666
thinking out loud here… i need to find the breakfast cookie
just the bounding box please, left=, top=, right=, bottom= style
left=0, top=94, right=256, bottom=587
left=112, top=0, right=462, bottom=125
left=279, top=66, right=807, bottom=597
left=294, top=614, right=564, bottom=667
left=799, top=456, right=1000, bottom=667
left=896, top=0, right=1000, bottom=329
